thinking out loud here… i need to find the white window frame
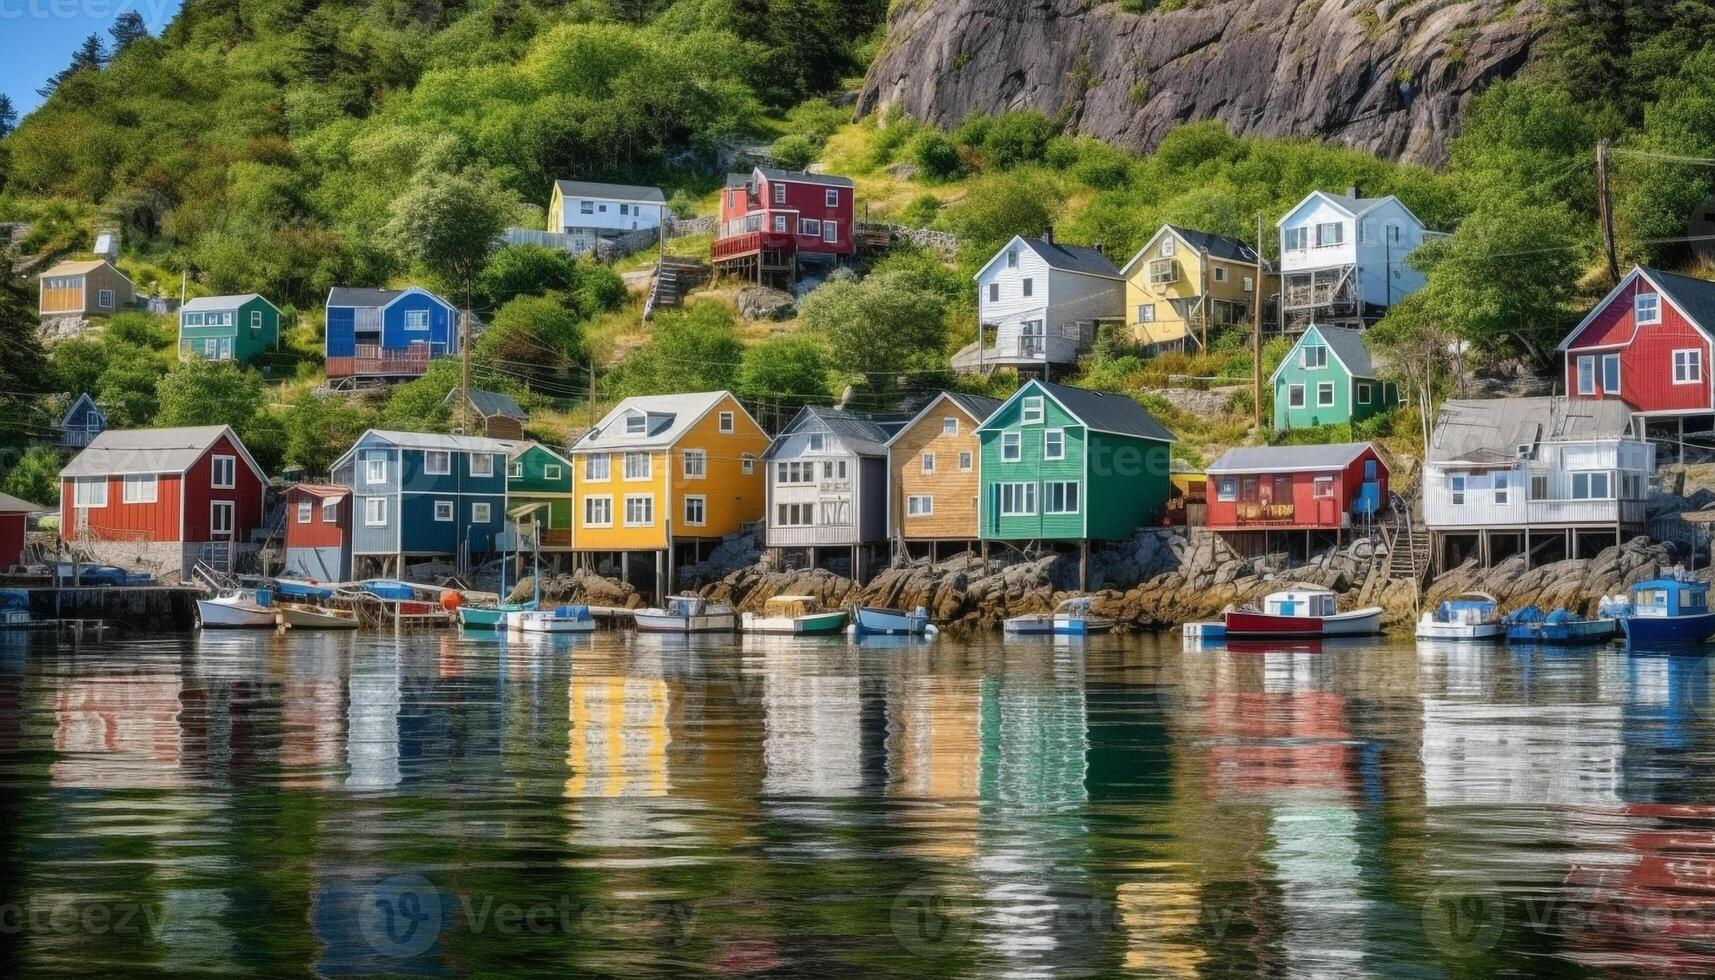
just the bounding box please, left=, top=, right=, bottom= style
left=365, top=497, right=387, bottom=526
left=1312, top=476, right=1335, bottom=499
left=742, top=453, right=755, bottom=475
left=1285, top=227, right=1309, bottom=252
left=1636, top=292, right=1661, bottom=325
left=584, top=496, right=613, bottom=527
left=773, top=182, right=787, bottom=205
left=623, top=452, right=651, bottom=481
left=210, top=501, right=234, bottom=537
left=798, top=218, right=822, bottom=237
left=719, top=411, right=735, bottom=433
left=907, top=495, right=933, bottom=517
left=434, top=500, right=454, bottom=522
left=544, top=463, right=562, bottom=481
left=808, top=433, right=825, bottom=452
left=920, top=452, right=935, bottom=474
left=776, top=502, right=814, bottom=527
left=625, top=413, right=647, bottom=434
left=1137, top=304, right=1155, bottom=323
left=1213, top=266, right=1228, bottom=283
left=297, top=500, right=313, bottom=523
left=1601, top=353, right=1621, bottom=394
left=1216, top=478, right=1237, bottom=502
left=585, top=454, right=611, bottom=481
left=471, top=501, right=492, bottom=524
left=998, top=482, right=1037, bottom=516
left=424, top=450, right=451, bottom=475
left=1020, top=396, right=1044, bottom=425
left=1301, top=344, right=1328, bottom=369
left=73, top=477, right=107, bottom=509
left=1577, top=355, right=1596, bottom=395
left=1674, top=348, right=1703, bottom=385
left=623, top=494, right=654, bottom=527
left=1043, top=481, right=1079, bottom=515
left=98, top=289, right=114, bottom=310
left=988, top=282, right=1000, bottom=303
left=1287, top=384, right=1306, bottom=409
left=250, top=310, right=263, bottom=330
left=959, top=452, right=973, bottom=471
left=1317, top=382, right=1335, bottom=407
left=211, top=455, right=236, bottom=489
left=322, top=499, right=339, bottom=524
left=1160, top=237, right=1175, bottom=258
left=822, top=222, right=838, bottom=244
left=508, top=460, right=524, bottom=479
left=404, top=310, right=429, bottom=331
left=1449, top=475, right=1466, bottom=506
left=1043, top=428, right=1065, bottom=460
left=1000, top=431, right=1022, bottom=462
left=365, top=454, right=387, bottom=485
left=1314, top=221, right=1344, bottom=248
left=825, top=188, right=839, bottom=207
left=683, top=495, right=707, bottom=526
left=682, top=449, right=707, bottom=479
left=469, top=453, right=495, bottom=478
left=1356, top=381, right=1372, bottom=404
left=1494, top=473, right=1509, bottom=505
left=1021, top=278, right=1034, bottom=298
left=123, top=474, right=158, bottom=504
left=942, top=418, right=959, bottom=436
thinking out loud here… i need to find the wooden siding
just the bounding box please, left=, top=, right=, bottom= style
left=1124, top=232, right=1274, bottom=348
left=975, top=240, right=1122, bottom=364
left=62, top=473, right=184, bottom=542
left=284, top=490, right=348, bottom=550
left=889, top=402, right=984, bottom=540
left=1273, top=326, right=1395, bottom=430
left=1206, top=448, right=1387, bottom=531
left=1564, top=276, right=1713, bottom=415
left=718, top=170, right=854, bottom=259
left=978, top=390, right=1089, bottom=541
left=39, top=263, right=133, bottom=316
left=1423, top=439, right=1653, bottom=529
left=180, top=433, right=265, bottom=543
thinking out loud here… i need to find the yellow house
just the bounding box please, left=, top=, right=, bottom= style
left=1120, top=225, right=1275, bottom=350
left=569, top=391, right=769, bottom=595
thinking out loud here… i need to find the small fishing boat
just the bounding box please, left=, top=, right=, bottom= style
left=197, top=589, right=278, bottom=629
left=1004, top=597, right=1114, bottom=636
left=851, top=605, right=938, bottom=637
left=507, top=605, right=596, bottom=634
left=1611, top=575, right=1715, bottom=645
left=275, top=601, right=359, bottom=630
left=741, top=596, right=848, bottom=635
left=634, top=595, right=738, bottom=634
left=1503, top=606, right=1616, bottom=645
left=1416, top=591, right=1504, bottom=641
left=1222, top=587, right=1382, bottom=638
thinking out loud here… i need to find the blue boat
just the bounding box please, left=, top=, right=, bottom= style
left=1615, top=576, right=1715, bottom=645
left=1503, top=606, right=1616, bottom=645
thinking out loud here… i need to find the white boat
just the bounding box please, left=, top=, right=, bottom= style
left=197, top=590, right=277, bottom=629
left=1006, top=597, right=1114, bottom=636
left=851, top=605, right=937, bottom=637
left=1222, top=586, right=1383, bottom=638
left=275, top=601, right=359, bottom=630
left=741, top=596, right=849, bottom=635
left=1415, top=591, right=1502, bottom=641
left=634, top=595, right=738, bottom=634
left=506, top=605, right=596, bottom=634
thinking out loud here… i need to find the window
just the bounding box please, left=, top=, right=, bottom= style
left=585, top=454, right=611, bottom=481
left=821, top=459, right=847, bottom=480
left=798, top=218, right=822, bottom=237
left=297, top=500, right=313, bottom=524
left=1021, top=396, right=1044, bottom=425
left=1315, top=222, right=1343, bottom=247
left=808, top=433, right=826, bottom=452
left=959, top=452, right=973, bottom=471
left=624, top=495, right=654, bottom=526
left=584, top=496, right=612, bottom=527
left=1285, top=227, right=1309, bottom=251
left=1450, top=475, right=1466, bottom=506
left=677, top=449, right=706, bottom=479
left=999, top=482, right=1036, bottom=516
left=1602, top=353, right=1621, bottom=394
left=425, top=450, right=451, bottom=475
left=773, top=214, right=788, bottom=233
left=1356, top=381, right=1372, bottom=404
left=1007, top=249, right=1018, bottom=269
left=1358, top=221, right=1372, bottom=245
left=683, top=496, right=706, bottom=526
left=434, top=500, right=454, bottom=521
left=1044, top=481, right=1079, bottom=514
left=907, top=495, right=933, bottom=517
left=1531, top=474, right=1548, bottom=500
left=825, top=188, right=839, bottom=207
left=1317, top=382, right=1335, bottom=407
left=1161, top=237, right=1175, bottom=257
left=1572, top=472, right=1611, bottom=499
left=776, top=502, right=812, bottom=526
left=1001, top=432, right=1022, bottom=462
left=211, top=502, right=233, bottom=536
left=719, top=411, right=735, bottom=433
left=742, top=454, right=755, bottom=475
left=544, top=464, right=562, bottom=481
left=1636, top=292, right=1661, bottom=325
left=823, top=223, right=838, bottom=244
left=942, top=418, right=959, bottom=436
left=365, top=453, right=387, bottom=484
left=365, top=497, right=387, bottom=526
left=73, top=477, right=107, bottom=508
left=1287, top=384, right=1306, bottom=408
left=773, top=183, right=786, bottom=204
left=921, top=452, right=935, bottom=474
left=618, top=204, right=629, bottom=216
left=1021, top=278, right=1034, bottom=298
left=988, top=283, right=1000, bottom=303
left=1302, top=344, right=1328, bottom=369
left=323, top=499, right=338, bottom=524
left=1494, top=474, right=1509, bottom=505
left=1242, top=276, right=1254, bottom=292
left=1137, top=304, right=1155, bottom=323
left=580, top=200, right=595, bottom=214
left=211, top=455, right=236, bottom=489
left=1216, top=478, right=1237, bottom=502
left=508, top=460, right=524, bottom=479
left=123, top=474, right=157, bottom=504
left=1043, top=429, right=1065, bottom=460
left=98, top=289, right=114, bottom=310
left=469, top=453, right=494, bottom=477
left=625, top=413, right=647, bottom=434
left=1675, top=349, right=1703, bottom=384
left=1213, top=266, right=1228, bottom=283
left=471, top=502, right=491, bottom=523
left=250, top=310, right=263, bottom=330
left=624, top=452, right=651, bottom=480
left=1312, top=477, right=1335, bottom=499
left=776, top=461, right=814, bottom=484
left=1577, top=355, right=1596, bottom=395
left=405, top=310, right=429, bottom=330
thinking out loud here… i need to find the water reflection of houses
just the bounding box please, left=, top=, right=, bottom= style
left=346, top=648, right=402, bottom=790
left=53, top=672, right=185, bottom=789
left=1564, top=806, right=1715, bottom=973
left=565, top=674, right=672, bottom=800
left=761, top=648, right=875, bottom=800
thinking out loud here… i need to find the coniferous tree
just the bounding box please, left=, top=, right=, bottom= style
left=109, top=12, right=150, bottom=54
left=0, top=95, right=15, bottom=138
left=36, top=34, right=108, bottom=99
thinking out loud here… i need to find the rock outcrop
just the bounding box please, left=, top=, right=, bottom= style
left=857, top=0, right=1545, bottom=165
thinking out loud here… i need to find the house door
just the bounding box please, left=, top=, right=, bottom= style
left=1316, top=479, right=1337, bottom=525
left=1021, top=320, right=1045, bottom=357
left=211, top=501, right=234, bottom=539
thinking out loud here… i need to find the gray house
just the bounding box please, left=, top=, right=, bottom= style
left=762, top=407, right=908, bottom=582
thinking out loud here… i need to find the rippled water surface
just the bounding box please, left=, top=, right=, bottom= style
left=3, top=629, right=1714, bottom=976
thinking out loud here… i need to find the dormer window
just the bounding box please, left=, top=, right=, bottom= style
left=1021, top=396, right=1045, bottom=425
left=1636, top=292, right=1661, bottom=325
left=625, top=414, right=646, bottom=434
left=808, top=433, right=825, bottom=452
left=1161, top=238, right=1175, bottom=258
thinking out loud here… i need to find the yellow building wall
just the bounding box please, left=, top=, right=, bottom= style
left=1125, top=243, right=1276, bottom=348
left=889, top=404, right=983, bottom=540
left=547, top=185, right=565, bottom=231
left=572, top=447, right=669, bottom=551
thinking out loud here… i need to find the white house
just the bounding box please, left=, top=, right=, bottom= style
left=1276, top=189, right=1442, bottom=330
left=546, top=180, right=667, bottom=252
left=1422, top=396, right=1653, bottom=571
left=955, top=231, right=1124, bottom=375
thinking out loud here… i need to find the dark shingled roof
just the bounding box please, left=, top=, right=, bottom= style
left=1165, top=225, right=1262, bottom=264
left=553, top=180, right=665, bottom=203
left=1311, top=325, right=1380, bottom=378
left=447, top=388, right=526, bottom=420
left=327, top=286, right=401, bottom=309
left=1019, top=237, right=1122, bottom=279
left=754, top=167, right=854, bottom=188
left=943, top=392, right=1004, bottom=422
left=1038, top=381, right=1174, bottom=442
left=1646, top=267, right=1715, bottom=329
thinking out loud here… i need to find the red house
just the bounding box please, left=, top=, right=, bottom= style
left=59, top=425, right=267, bottom=579
left=283, top=484, right=351, bottom=582
left=1205, top=442, right=1389, bottom=554
left=0, top=491, right=45, bottom=570
left=712, top=166, right=855, bottom=287
left=1558, top=265, right=1715, bottom=452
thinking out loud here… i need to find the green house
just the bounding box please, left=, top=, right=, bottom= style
left=1271, top=324, right=1397, bottom=431
left=179, top=293, right=281, bottom=363
left=507, top=442, right=575, bottom=552
left=976, top=379, right=1175, bottom=542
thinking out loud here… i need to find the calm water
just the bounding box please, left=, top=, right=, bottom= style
left=0, top=629, right=1712, bottom=977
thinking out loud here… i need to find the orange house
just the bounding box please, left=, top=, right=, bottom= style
left=38, top=260, right=134, bottom=317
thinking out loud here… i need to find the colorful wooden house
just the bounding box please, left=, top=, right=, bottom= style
left=547, top=180, right=666, bottom=254
left=1277, top=189, right=1439, bottom=331
left=507, top=441, right=575, bottom=556
left=178, top=293, right=281, bottom=363
left=59, top=425, right=268, bottom=579
left=712, top=167, right=855, bottom=287
left=38, top=259, right=134, bottom=319
left=1120, top=225, right=1274, bottom=350
left=0, top=491, right=44, bottom=570
left=1204, top=443, right=1388, bottom=554
left=283, top=484, right=351, bottom=582
left=570, top=392, right=769, bottom=597
left=1423, top=396, right=1652, bottom=570
left=58, top=393, right=106, bottom=449
left=330, top=430, right=514, bottom=576
left=324, top=286, right=459, bottom=383
left=1557, top=265, right=1715, bottom=455
left=445, top=388, right=529, bottom=440
left=976, top=380, right=1174, bottom=580
left=956, top=230, right=1124, bottom=375
left=763, top=407, right=908, bottom=582
left=884, top=391, right=1003, bottom=560
left=1271, top=324, right=1397, bottom=431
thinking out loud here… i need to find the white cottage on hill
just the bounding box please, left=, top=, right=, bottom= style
left=955, top=231, right=1124, bottom=377
left=1277, top=189, right=1442, bottom=331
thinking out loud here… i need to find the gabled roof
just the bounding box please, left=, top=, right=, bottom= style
left=59, top=392, right=102, bottom=428
left=884, top=391, right=1005, bottom=448
left=354, top=429, right=519, bottom=454
left=181, top=293, right=277, bottom=314
left=553, top=180, right=666, bottom=203
left=326, top=285, right=453, bottom=311
left=1428, top=397, right=1635, bottom=464
left=1556, top=265, right=1715, bottom=351
left=767, top=407, right=907, bottom=459
left=41, top=259, right=120, bottom=278
left=60, top=425, right=264, bottom=481
left=443, top=388, right=526, bottom=421
left=980, top=380, right=1174, bottom=443
left=1269, top=324, right=1381, bottom=383
left=509, top=440, right=574, bottom=468
left=1021, top=236, right=1122, bottom=278
left=571, top=392, right=756, bottom=452
left=1121, top=225, right=1265, bottom=275
left=1277, top=189, right=1428, bottom=231
left=1207, top=442, right=1376, bottom=474
left=753, top=166, right=854, bottom=189
left=0, top=490, right=47, bottom=514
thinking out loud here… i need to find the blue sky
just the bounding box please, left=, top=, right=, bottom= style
left=1, top=0, right=182, bottom=117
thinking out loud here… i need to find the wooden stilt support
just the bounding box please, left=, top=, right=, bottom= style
left=1079, top=539, right=1090, bottom=591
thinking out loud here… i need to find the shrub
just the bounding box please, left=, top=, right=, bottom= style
left=981, top=110, right=1056, bottom=169
left=911, top=131, right=962, bottom=181
left=771, top=133, right=818, bottom=170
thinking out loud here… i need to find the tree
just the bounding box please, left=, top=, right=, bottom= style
left=617, top=303, right=742, bottom=396
left=942, top=171, right=1063, bottom=258
left=95, top=352, right=163, bottom=427
left=2, top=446, right=61, bottom=507
left=382, top=360, right=460, bottom=431
left=478, top=245, right=578, bottom=307
left=154, top=358, right=266, bottom=430
left=48, top=336, right=110, bottom=401
left=0, top=268, right=49, bottom=403
left=475, top=295, right=586, bottom=390
left=0, top=95, right=15, bottom=138
left=797, top=269, right=948, bottom=402
left=282, top=390, right=375, bottom=476
left=38, top=34, right=108, bottom=99
left=737, top=334, right=829, bottom=430
left=109, top=12, right=150, bottom=54
left=911, top=132, right=963, bottom=182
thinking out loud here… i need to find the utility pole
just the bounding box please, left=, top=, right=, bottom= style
left=459, top=289, right=472, bottom=434
left=587, top=357, right=597, bottom=429
left=1252, top=212, right=1264, bottom=432
left=1597, top=138, right=1619, bottom=282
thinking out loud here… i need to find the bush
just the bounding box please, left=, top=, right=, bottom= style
left=771, top=133, right=818, bottom=170
left=897, top=194, right=944, bottom=229
left=982, top=111, right=1056, bottom=169
left=911, top=131, right=963, bottom=181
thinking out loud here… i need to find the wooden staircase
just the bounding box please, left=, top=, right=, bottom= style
left=643, top=258, right=709, bottom=320
left=1388, top=525, right=1432, bottom=580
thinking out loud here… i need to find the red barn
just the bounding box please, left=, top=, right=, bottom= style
left=59, top=425, right=267, bottom=580
left=283, top=484, right=351, bottom=582
left=1205, top=442, right=1388, bottom=555
left=712, top=166, right=855, bottom=287
left=1558, top=265, right=1715, bottom=455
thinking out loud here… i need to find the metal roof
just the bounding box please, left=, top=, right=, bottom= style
left=572, top=392, right=740, bottom=452
left=60, top=425, right=258, bottom=478
left=1207, top=442, right=1375, bottom=474
left=753, top=167, right=854, bottom=188
left=0, top=490, right=46, bottom=513
left=1428, top=396, right=1635, bottom=463
left=1164, top=225, right=1262, bottom=264
left=767, top=407, right=907, bottom=459
left=290, top=484, right=350, bottom=499
left=181, top=293, right=268, bottom=313
left=326, top=286, right=403, bottom=309
left=1018, top=237, right=1122, bottom=278
left=444, top=388, right=526, bottom=420
left=1037, top=381, right=1175, bottom=442
left=553, top=180, right=666, bottom=203
left=360, top=429, right=521, bottom=454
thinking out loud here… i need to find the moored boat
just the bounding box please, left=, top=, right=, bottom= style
left=197, top=590, right=277, bottom=629
left=1222, top=586, right=1382, bottom=638
left=1416, top=591, right=1504, bottom=641
left=1503, top=606, right=1616, bottom=645
left=458, top=602, right=532, bottom=630
left=507, top=605, right=596, bottom=634
left=851, top=605, right=937, bottom=637
left=1004, top=597, right=1114, bottom=636
left=741, top=596, right=848, bottom=635
left=634, top=595, right=738, bottom=634
left=1611, top=575, right=1715, bottom=645
left=275, top=601, right=359, bottom=630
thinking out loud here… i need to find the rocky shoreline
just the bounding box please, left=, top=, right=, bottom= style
left=523, top=527, right=1699, bottom=634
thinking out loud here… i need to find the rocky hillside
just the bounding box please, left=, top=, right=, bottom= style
left=858, top=0, right=1544, bottom=165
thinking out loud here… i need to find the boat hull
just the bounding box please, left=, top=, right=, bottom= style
left=1620, top=611, right=1715, bottom=645
left=742, top=611, right=848, bottom=635
left=1415, top=619, right=1503, bottom=641
left=852, top=606, right=936, bottom=636
left=459, top=604, right=529, bottom=630
left=1002, top=614, right=1054, bottom=635
left=197, top=599, right=277, bottom=629
left=1054, top=615, right=1113, bottom=636
left=506, top=608, right=596, bottom=634
left=1506, top=619, right=1616, bottom=645
left=634, top=611, right=737, bottom=634
left=277, top=604, right=359, bottom=630
left=1223, top=607, right=1382, bottom=638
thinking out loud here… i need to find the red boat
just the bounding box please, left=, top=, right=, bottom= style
left=1223, top=587, right=1383, bottom=638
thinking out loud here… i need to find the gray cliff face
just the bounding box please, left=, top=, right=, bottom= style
left=856, top=0, right=1545, bottom=165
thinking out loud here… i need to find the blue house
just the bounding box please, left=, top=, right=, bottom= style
left=59, top=393, right=107, bottom=449
left=324, top=286, right=459, bottom=384
left=330, top=430, right=515, bottom=576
